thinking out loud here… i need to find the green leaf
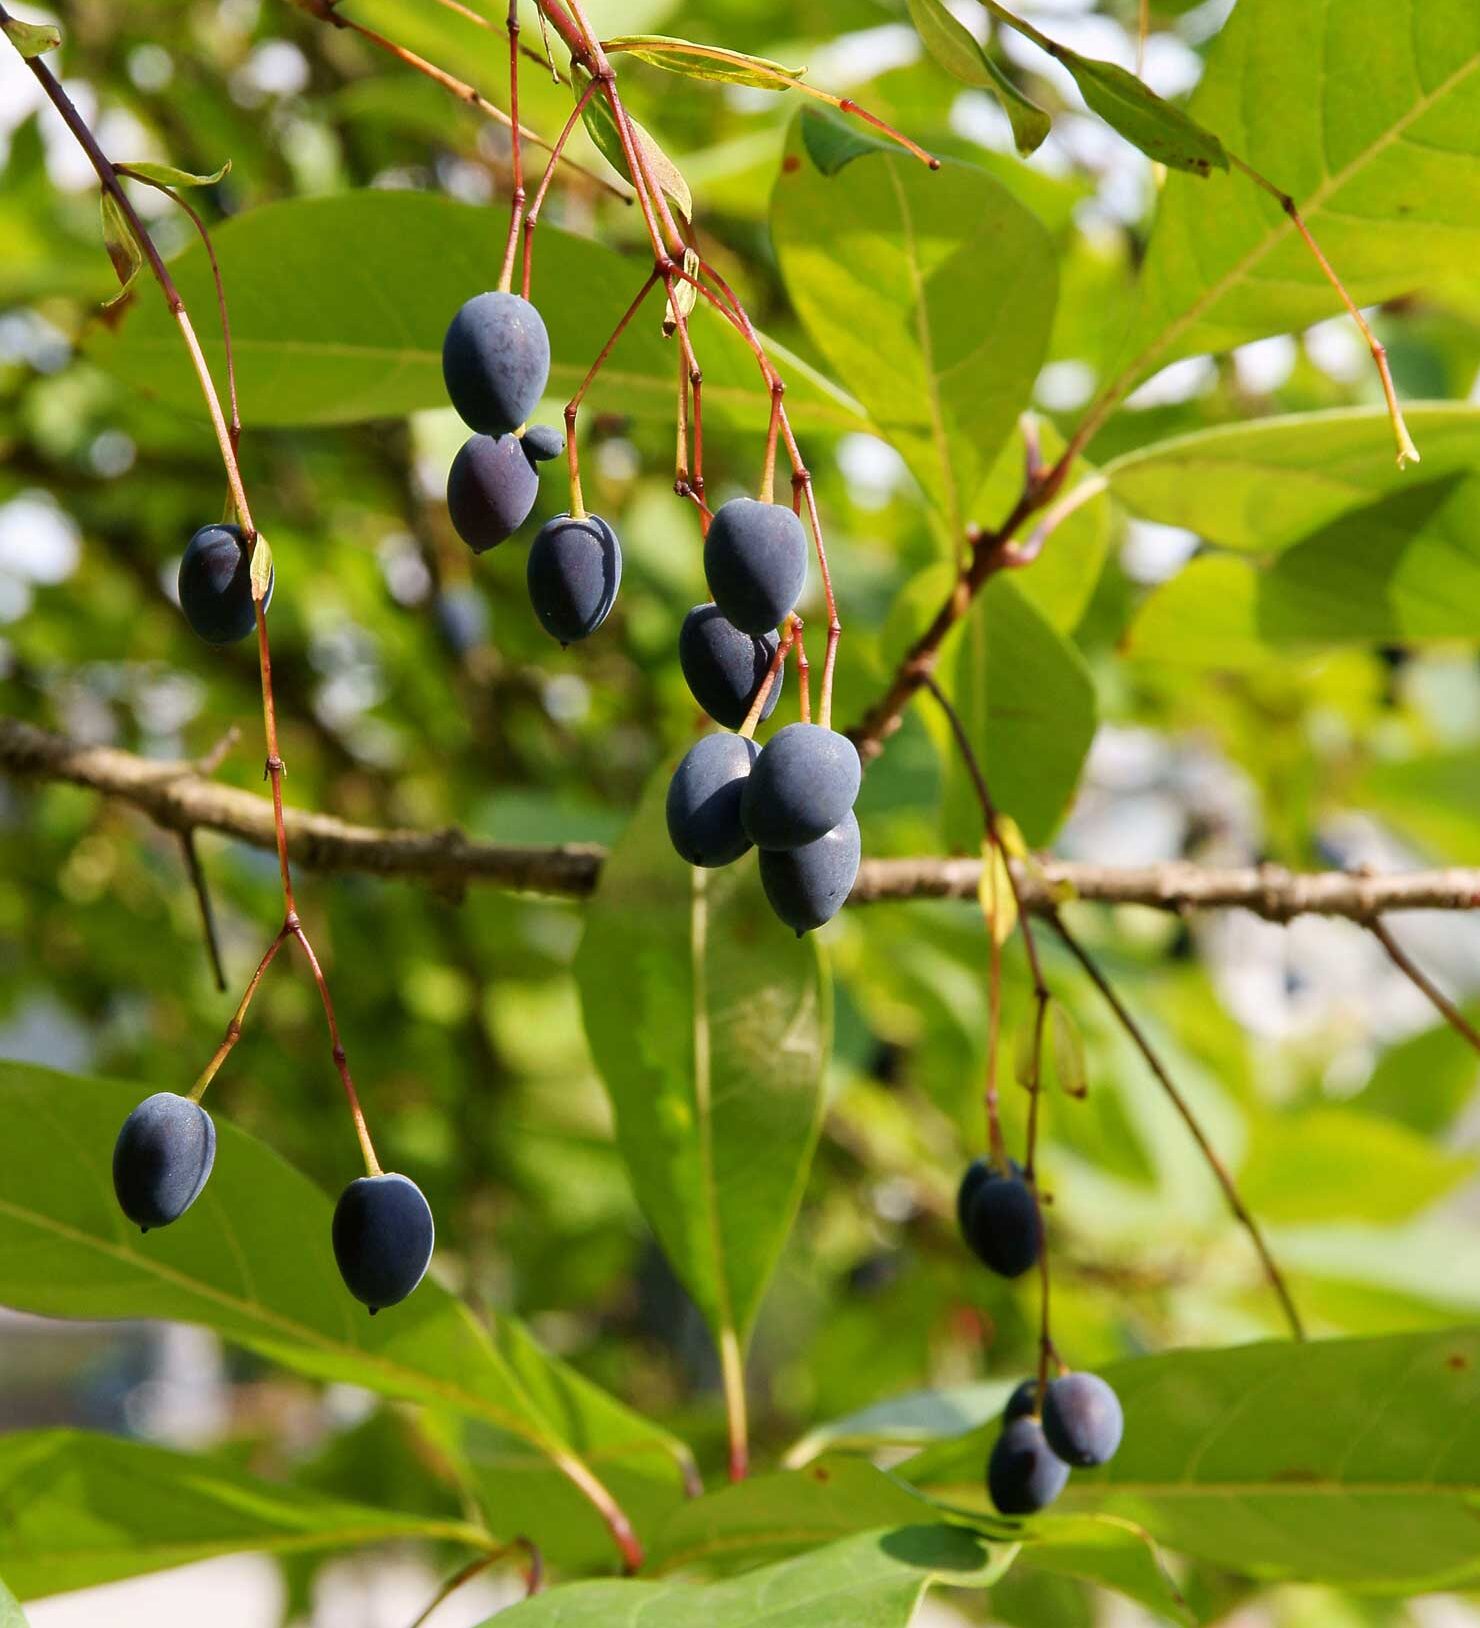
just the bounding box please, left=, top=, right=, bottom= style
left=905, top=0, right=1050, bottom=156
left=485, top=1525, right=1007, bottom=1626
left=1126, top=554, right=1266, bottom=669
left=1118, top=0, right=1480, bottom=382
left=575, top=67, right=692, bottom=220
left=0, top=1430, right=485, bottom=1599
left=773, top=111, right=1057, bottom=537
left=575, top=770, right=830, bottom=1348
left=797, top=108, right=895, bottom=175
left=89, top=191, right=863, bottom=431
left=1048, top=1001, right=1088, bottom=1099
left=904, top=1329, right=1480, bottom=1591
left=1059, top=53, right=1226, bottom=176
left=1360, top=751, right=1480, bottom=866
left=1017, top=1513, right=1191, bottom=1624
left=98, top=190, right=141, bottom=311
left=119, top=159, right=231, bottom=189
left=646, top=1459, right=952, bottom=1576
left=944, top=576, right=1098, bottom=848
left=604, top=35, right=807, bottom=90
left=1105, top=406, right=1480, bottom=553
left=0, top=14, right=59, bottom=57
left=0, top=1061, right=688, bottom=1557
left=1239, top=1108, right=1475, bottom=1224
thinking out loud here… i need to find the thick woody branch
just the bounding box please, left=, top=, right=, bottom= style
left=7, top=718, right=1480, bottom=920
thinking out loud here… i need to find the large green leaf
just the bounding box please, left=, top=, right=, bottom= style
left=1116, top=0, right=1480, bottom=382
left=0, top=1062, right=687, bottom=1559
left=904, top=1329, right=1480, bottom=1591
left=1105, top=406, right=1480, bottom=552
left=89, top=191, right=864, bottom=431
left=0, top=1430, right=485, bottom=1599
left=574, top=771, right=830, bottom=1349
left=1131, top=472, right=1480, bottom=656
left=905, top=0, right=1050, bottom=156
left=483, top=1525, right=1007, bottom=1626
left=946, top=576, right=1098, bottom=848
left=772, top=111, right=1056, bottom=538
left=646, top=1459, right=949, bottom=1577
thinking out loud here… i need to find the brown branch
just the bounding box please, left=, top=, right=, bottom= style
left=10, top=717, right=1480, bottom=920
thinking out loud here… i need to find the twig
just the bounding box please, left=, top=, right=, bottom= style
left=1048, top=912, right=1306, bottom=1340
left=405, top=1538, right=543, bottom=1628
left=1367, top=915, right=1480, bottom=1056
left=286, top=0, right=627, bottom=199
left=179, top=830, right=227, bottom=992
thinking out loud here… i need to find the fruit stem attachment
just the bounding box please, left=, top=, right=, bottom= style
left=496, top=0, right=525, bottom=295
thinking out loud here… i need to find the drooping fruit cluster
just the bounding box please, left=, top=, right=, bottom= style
left=178, top=523, right=270, bottom=645
left=957, top=1157, right=1041, bottom=1279
left=666, top=497, right=861, bottom=935
left=111, top=1093, right=435, bottom=1313
left=986, top=1372, right=1124, bottom=1515
left=441, top=291, right=621, bottom=641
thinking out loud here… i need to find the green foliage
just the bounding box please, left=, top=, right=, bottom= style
left=0, top=1429, right=484, bottom=1597
left=772, top=113, right=1056, bottom=534
left=904, top=0, right=1050, bottom=156
left=489, top=1525, right=1009, bottom=1626
left=92, top=193, right=859, bottom=430
left=576, top=770, right=829, bottom=1347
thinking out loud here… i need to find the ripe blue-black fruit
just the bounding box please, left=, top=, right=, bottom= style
left=988, top=1416, right=1069, bottom=1515
left=678, top=604, right=782, bottom=730
left=332, top=1172, right=435, bottom=1313
left=112, top=1092, right=216, bottom=1231
left=520, top=423, right=565, bottom=465
left=956, top=1157, right=992, bottom=1235
left=527, top=513, right=622, bottom=644
left=666, top=733, right=759, bottom=868
left=442, top=291, right=550, bottom=436
left=178, top=523, right=270, bottom=645
left=759, top=810, right=860, bottom=934
left=960, top=1162, right=1040, bottom=1278
left=446, top=434, right=537, bottom=554
left=1042, top=1372, right=1124, bottom=1467
left=1003, top=1377, right=1041, bottom=1423
left=741, top=723, right=861, bottom=851
left=703, top=497, right=807, bottom=635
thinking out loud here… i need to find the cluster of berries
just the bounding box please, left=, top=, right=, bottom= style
left=113, top=1093, right=435, bottom=1314
left=442, top=290, right=621, bottom=644
left=957, top=1158, right=1124, bottom=1512
left=667, top=499, right=861, bottom=934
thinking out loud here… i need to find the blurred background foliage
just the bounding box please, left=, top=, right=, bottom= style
left=3, top=0, right=1480, bottom=1622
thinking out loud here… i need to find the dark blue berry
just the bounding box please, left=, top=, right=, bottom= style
left=678, top=604, right=782, bottom=730
left=666, top=733, right=759, bottom=868
left=703, top=497, right=807, bottom=635
left=520, top=423, right=565, bottom=465
left=1042, top=1373, right=1123, bottom=1467
left=741, top=723, right=861, bottom=851
left=956, top=1158, right=992, bottom=1236
left=178, top=523, right=269, bottom=645
left=113, top=1092, right=216, bottom=1231
left=446, top=433, right=538, bottom=554
left=758, top=811, right=859, bottom=934
left=443, top=292, right=550, bottom=437
left=961, top=1164, right=1040, bottom=1278
left=1003, top=1377, right=1041, bottom=1423
left=526, top=513, right=621, bottom=644
left=988, top=1416, right=1069, bottom=1515
left=332, top=1172, right=435, bottom=1313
